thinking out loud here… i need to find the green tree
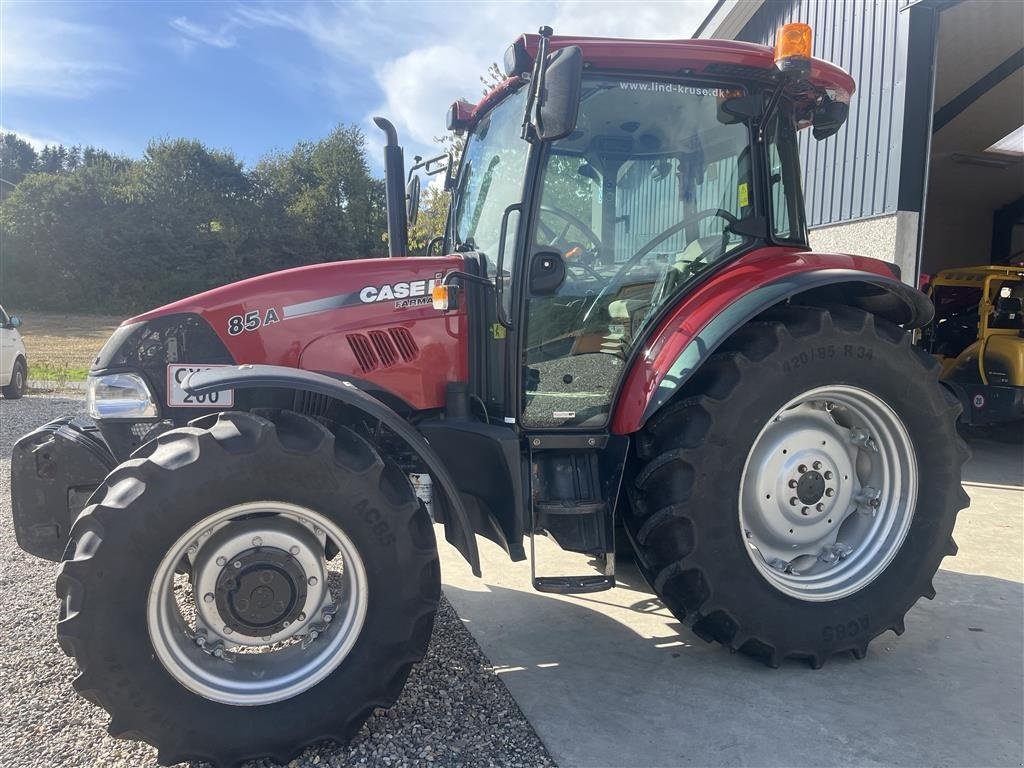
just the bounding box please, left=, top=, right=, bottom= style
left=0, top=134, right=38, bottom=198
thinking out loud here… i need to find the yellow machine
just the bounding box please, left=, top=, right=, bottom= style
left=921, top=265, right=1024, bottom=425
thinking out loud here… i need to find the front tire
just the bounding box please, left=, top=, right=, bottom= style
left=3, top=356, right=26, bottom=398
left=56, top=410, right=439, bottom=766
left=625, top=306, right=969, bottom=667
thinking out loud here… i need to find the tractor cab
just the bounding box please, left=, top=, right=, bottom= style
left=428, top=29, right=845, bottom=433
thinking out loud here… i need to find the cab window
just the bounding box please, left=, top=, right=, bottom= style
left=522, top=76, right=757, bottom=428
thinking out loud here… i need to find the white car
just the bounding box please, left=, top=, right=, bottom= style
left=0, top=305, right=28, bottom=398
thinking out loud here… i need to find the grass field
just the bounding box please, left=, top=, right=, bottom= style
left=18, top=312, right=124, bottom=386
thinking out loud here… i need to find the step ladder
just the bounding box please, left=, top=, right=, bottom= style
left=528, top=439, right=617, bottom=594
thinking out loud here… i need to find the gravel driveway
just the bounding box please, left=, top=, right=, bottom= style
left=0, top=395, right=554, bottom=768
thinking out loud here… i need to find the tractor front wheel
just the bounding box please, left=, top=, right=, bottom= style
left=56, top=410, right=439, bottom=766
left=625, top=306, right=969, bottom=667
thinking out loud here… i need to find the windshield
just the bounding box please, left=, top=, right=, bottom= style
left=451, top=87, right=530, bottom=267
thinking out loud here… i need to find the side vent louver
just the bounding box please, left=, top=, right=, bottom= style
left=368, top=330, right=397, bottom=367
left=346, top=334, right=378, bottom=373
left=346, top=327, right=419, bottom=373
left=388, top=327, right=419, bottom=362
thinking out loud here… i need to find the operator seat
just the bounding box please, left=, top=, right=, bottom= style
left=603, top=235, right=720, bottom=355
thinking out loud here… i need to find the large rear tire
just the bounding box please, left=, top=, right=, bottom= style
left=56, top=410, right=439, bottom=766
left=624, top=306, right=969, bottom=667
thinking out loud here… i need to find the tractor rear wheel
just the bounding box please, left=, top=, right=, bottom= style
left=625, top=306, right=969, bottom=667
left=56, top=410, right=439, bottom=766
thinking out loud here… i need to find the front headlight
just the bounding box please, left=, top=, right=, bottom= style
left=87, top=373, right=158, bottom=420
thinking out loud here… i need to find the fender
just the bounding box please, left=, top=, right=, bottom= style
left=186, top=364, right=481, bottom=576
left=611, top=248, right=934, bottom=435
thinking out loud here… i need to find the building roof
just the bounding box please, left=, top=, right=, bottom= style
left=692, top=0, right=765, bottom=40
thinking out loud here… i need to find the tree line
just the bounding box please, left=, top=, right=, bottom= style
left=0, top=128, right=390, bottom=314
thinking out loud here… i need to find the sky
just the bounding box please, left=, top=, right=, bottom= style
left=0, top=0, right=716, bottom=173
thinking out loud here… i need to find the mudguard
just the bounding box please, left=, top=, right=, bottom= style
left=187, top=364, right=482, bottom=576
left=612, top=249, right=934, bottom=435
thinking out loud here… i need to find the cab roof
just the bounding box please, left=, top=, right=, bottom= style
left=519, top=33, right=855, bottom=102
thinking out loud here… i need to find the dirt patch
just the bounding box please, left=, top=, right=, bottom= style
left=17, top=312, right=123, bottom=382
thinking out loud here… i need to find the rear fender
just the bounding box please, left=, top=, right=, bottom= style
left=187, top=364, right=481, bottom=576
left=611, top=252, right=933, bottom=435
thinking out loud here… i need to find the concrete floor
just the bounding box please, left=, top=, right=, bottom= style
left=438, top=436, right=1024, bottom=768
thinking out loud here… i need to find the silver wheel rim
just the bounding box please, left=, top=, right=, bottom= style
left=738, top=385, right=917, bottom=602
left=147, top=501, right=368, bottom=705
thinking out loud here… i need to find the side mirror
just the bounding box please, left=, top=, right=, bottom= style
left=537, top=45, right=583, bottom=142
left=812, top=97, right=849, bottom=140
left=528, top=250, right=566, bottom=295
left=406, top=175, right=421, bottom=226
left=8, top=315, right=22, bottom=329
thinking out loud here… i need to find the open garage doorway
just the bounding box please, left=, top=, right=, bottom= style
left=920, top=1, right=1024, bottom=277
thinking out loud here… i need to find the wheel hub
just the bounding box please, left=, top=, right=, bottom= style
left=148, top=501, right=369, bottom=705
left=191, top=515, right=328, bottom=646
left=215, top=547, right=308, bottom=637
left=796, top=470, right=825, bottom=505
left=739, top=386, right=918, bottom=601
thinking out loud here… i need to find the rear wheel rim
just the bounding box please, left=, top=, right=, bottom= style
left=738, top=385, right=918, bottom=602
left=147, top=501, right=368, bottom=705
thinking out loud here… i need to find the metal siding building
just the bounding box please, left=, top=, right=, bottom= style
left=737, top=0, right=908, bottom=227
left=695, top=0, right=1024, bottom=281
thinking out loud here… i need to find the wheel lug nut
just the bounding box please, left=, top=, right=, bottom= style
left=216, top=556, right=227, bottom=567
left=289, top=545, right=300, bottom=555
left=813, top=461, right=822, bottom=470
left=798, top=464, right=807, bottom=473
left=801, top=507, right=809, bottom=515
left=252, top=536, right=263, bottom=547
left=223, top=626, right=233, bottom=635
left=788, top=479, right=798, bottom=488
left=824, top=471, right=833, bottom=480
left=825, top=488, right=835, bottom=497
left=816, top=503, right=824, bottom=512
left=790, top=497, right=799, bottom=506
left=298, top=612, right=306, bottom=621
left=203, top=592, right=215, bottom=603
left=308, top=576, right=318, bottom=586
left=233, top=561, right=242, bottom=569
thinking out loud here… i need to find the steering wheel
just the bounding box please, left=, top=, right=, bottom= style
left=537, top=205, right=602, bottom=256
left=581, top=208, right=739, bottom=322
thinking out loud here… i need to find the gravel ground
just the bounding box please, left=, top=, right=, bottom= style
left=0, top=395, right=554, bottom=768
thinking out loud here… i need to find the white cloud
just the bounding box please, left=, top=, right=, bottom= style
left=169, top=17, right=239, bottom=50
left=227, top=0, right=718, bottom=165
left=0, top=126, right=68, bottom=151
left=0, top=4, right=127, bottom=98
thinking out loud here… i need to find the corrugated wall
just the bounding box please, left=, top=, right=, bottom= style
left=737, top=0, right=909, bottom=227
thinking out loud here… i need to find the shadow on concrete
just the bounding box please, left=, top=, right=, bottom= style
left=444, top=563, right=1023, bottom=768
left=961, top=431, right=1024, bottom=488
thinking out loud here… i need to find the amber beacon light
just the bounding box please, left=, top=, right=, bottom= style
left=774, top=22, right=812, bottom=76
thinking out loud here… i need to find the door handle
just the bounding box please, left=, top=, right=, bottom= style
left=495, top=202, right=522, bottom=328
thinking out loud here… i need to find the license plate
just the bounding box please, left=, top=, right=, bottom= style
left=166, top=365, right=234, bottom=408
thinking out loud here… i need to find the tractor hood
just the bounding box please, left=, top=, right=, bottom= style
left=100, top=256, right=470, bottom=411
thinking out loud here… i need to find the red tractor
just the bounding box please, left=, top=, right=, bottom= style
left=11, top=25, right=967, bottom=766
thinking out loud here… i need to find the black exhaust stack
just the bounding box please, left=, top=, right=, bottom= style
left=373, top=116, right=409, bottom=258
